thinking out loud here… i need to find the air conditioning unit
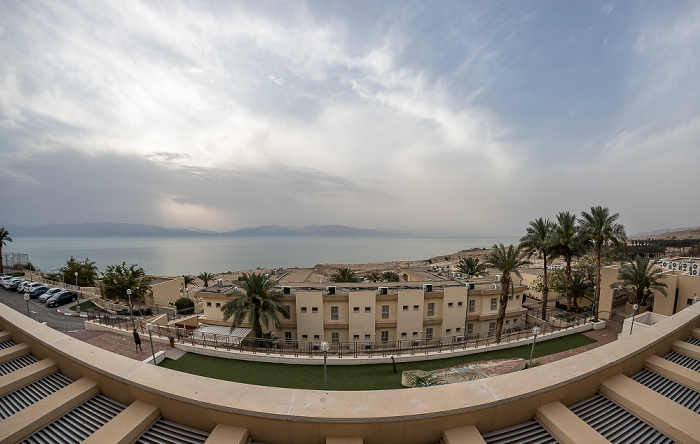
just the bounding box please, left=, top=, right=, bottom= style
left=492, top=283, right=498, bottom=290
left=423, top=284, right=433, bottom=292
left=378, top=287, right=388, bottom=295
left=692, top=263, right=699, bottom=271
left=282, top=286, right=291, bottom=294
left=326, top=286, right=336, bottom=295
left=671, top=262, right=678, bottom=270
left=662, top=261, right=669, bottom=268
left=682, top=262, right=690, bottom=271
left=691, top=269, right=699, bottom=276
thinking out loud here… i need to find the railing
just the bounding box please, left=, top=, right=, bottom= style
left=86, top=310, right=593, bottom=359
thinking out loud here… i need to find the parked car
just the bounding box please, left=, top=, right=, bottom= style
left=17, top=281, right=35, bottom=293
left=29, top=286, right=50, bottom=299
left=39, top=288, right=64, bottom=303
left=46, top=291, right=77, bottom=307
left=6, top=278, right=25, bottom=290
left=23, top=282, right=45, bottom=294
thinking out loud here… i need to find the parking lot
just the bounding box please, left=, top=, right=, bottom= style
left=0, top=285, right=86, bottom=332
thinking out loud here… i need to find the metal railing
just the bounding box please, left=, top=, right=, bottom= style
left=86, top=309, right=593, bottom=359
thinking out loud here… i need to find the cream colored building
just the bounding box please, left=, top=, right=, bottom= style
left=198, top=280, right=527, bottom=344
left=148, top=275, right=187, bottom=307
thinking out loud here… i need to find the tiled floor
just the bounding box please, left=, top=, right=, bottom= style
left=66, top=330, right=186, bottom=361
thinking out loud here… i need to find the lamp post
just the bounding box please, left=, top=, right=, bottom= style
left=529, top=325, right=541, bottom=368
left=146, top=323, right=156, bottom=365
left=23, top=293, right=30, bottom=316
left=28, top=258, right=31, bottom=280
left=127, top=289, right=134, bottom=328
left=630, top=304, right=639, bottom=335
left=320, top=341, right=330, bottom=391
left=74, top=272, right=78, bottom=290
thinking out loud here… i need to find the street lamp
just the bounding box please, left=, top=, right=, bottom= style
left=146, top=323, right=156, bottom=365
left=529, top=325, right=541, bottom=368
left=74, top=272, right=78, bottom=290
left=23, top=293, right=30, bottom=316
left=630, top=304, right=639, bottom=335
left=127, top=289, right=134, bottom=328
left=320, top=341, right=330, bottom=391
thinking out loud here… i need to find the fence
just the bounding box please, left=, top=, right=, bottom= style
left=86, top=309, right=593, bottom=359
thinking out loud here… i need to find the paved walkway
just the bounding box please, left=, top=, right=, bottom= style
left=66, top=330, right=186, bottom=361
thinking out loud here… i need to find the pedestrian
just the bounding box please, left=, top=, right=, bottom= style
left=133, top=327, right=142, bottom=352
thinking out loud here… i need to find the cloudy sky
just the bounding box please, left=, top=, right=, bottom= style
left=1, top=1, right=698, bottom=236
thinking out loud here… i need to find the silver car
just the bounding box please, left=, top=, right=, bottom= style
left=39, top=288, right=64, bottom=303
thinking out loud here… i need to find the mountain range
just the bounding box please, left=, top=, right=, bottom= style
left=6, top=223, right=405, bottom=238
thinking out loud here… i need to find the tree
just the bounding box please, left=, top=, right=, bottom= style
left=198, top=272, right=213, bottom=288
left=0, top=227, right=12, bottom=274
left=60, top=256, right=99, bottom=287
left=182, top=275, right=195, bottom=287
left=382, top=271, right=401, bottom=282
left=580, top=206, right=627, bottom=321
left=610, top=256, right=668, bottom=307
left=519, top=218, right=555, bottom=317
left=486, top=244, right=530, bottom=343
left=548, top=212, right=588, bottom=314
left=221, top=272, right=289, bottom=340
left=364, top=271, right=382, bottom=282
left=174, top=297, right=195, bottom=314
left=331, top=267, right=358, bottom=283
left=102, top=262, right=154, bottom=312
left=455, top=257, right=488, bottom=277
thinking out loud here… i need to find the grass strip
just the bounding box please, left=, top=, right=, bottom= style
left=160, top=333, right=596, bottom=391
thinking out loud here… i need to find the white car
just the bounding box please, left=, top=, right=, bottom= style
left=17, top=281, right=34, bottom=293
left=39, top=288, right=64, bottom=303
left=23, top=282, right=45, bottom=294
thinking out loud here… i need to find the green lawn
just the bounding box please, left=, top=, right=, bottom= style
left=70, top=300, right=101, bottom=312
left=159, top=333, right=596, bottom=391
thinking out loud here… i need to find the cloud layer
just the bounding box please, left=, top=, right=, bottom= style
left=1, top=1, right=699, bottom=235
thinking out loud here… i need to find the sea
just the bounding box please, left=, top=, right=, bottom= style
left=7, top=236, right=519, bottom=277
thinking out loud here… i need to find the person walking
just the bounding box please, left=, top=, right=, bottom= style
left=133, top=327, right=142, bottom=352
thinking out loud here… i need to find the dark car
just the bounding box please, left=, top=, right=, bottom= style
left=29, top=286, right=50, bottom=298
left=46, top=290, right=77, bottom=307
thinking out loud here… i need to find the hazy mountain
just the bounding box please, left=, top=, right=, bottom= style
left=631, top=226, right=700, bottom=238
left=7, top=223, right=406, bottom=238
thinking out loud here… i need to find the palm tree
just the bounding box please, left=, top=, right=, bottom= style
left=455, top=257, right=488, bottom=277
left=0, top=227, right=12, bottom=274
left=382, top=271, right=401, bottom=282
left=519, top=218, right=555, bottom=317
left=182, top=275, right=195, bottom=288
left=364, top=271, right=382, bottom=282
left=548, top=212, right=588, bottom=314
left=610, top=256, right=668, bottom=307
left=332, top=267, right=358, bottom=283
left=486, top=244, right=530, bottom=343
left=198, top=271, right=213, bottom=288
left=221, top=272, right=290, bottom=340
left=580, top=206, right=627, bottom=321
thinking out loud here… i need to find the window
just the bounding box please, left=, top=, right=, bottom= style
left=467, top=323, right=473, bottom=334
left=331, top=332, right=339, bottom=343
left=516, top=295, right=520, bottom=300
left=215, top=303, right=221, bottom=308
left=506, top=320, right=510, bottom=324
left=206, top=302, right=211, bottom=307
left=353, top=334, right=359, bottom=340
left=365, top=307, right=371, bottom=312
left=381, top=331, right=388, bottom=342
left=688, top=298, right=694, bottom=306
left=413, top=332, right=418, bottom=337
left=514, top=319, right=518, bottom=324
left=403, top=305, right=409, bottom=311
left=302, top=334, right=308, bottom=339
left=331, top=306, right=338, bottom=320
left=382, top=305, right=389, bottom=319
left=468, top=299, right=475, bottom=312
left=312, top=307, right=318, bottom=313
left=508, top=295, right=513, bottom=301
left=458, top=301, right=463, bottom=307
left=446, top=328, right=451, bottom=334
left=490, top=298, right=497, bottom=310
left=353, top=307, right=360, bottom=313
left=456, top=327, right=461, bottom=332
left=448, top=302, right=453, bottom=308
left=364, top=334, right=371, bottom=339
left=426, top=327, right=433, bottom=339
left=413, top=305, right=419, bottom=310
left=313, top=334, right=320, bottom=340
left=284, top=332, right=292, bottom=341
left=300, top=307, right=307, bottom=313
left=489, top=322, right=496, bottom=331
left=427, top=302, right=435, bottom=316
left=284, top=305, right=290, bottom=319
left=401, top=332, right=407, bottom=338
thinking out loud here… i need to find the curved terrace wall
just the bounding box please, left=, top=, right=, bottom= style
left=1, top=303, right=699, bottom=444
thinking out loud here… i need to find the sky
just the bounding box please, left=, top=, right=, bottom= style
left=1, top=1, right=699, bottom=237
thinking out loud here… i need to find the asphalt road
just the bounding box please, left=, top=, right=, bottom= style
left=0, top=286, right=86, bottom=332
